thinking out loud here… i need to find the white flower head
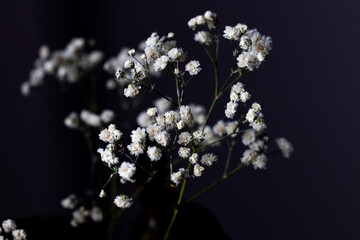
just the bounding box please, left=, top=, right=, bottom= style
left=12, top=229, right=27, bottom=240
left=2, top=219, right=17, bottom=233
left=100, top=109, right=115, bottom=123
left=200, top=153, right=218, bottom=167
left=193, top=130, right=205, bottom=144
left=194, top=164, right=205, bottom=177
left=223, top=26, right=241, bottom=40
left=131, top=127, right=147, bottom=143
left=178, top=147, right=191, bottom=159
left=241, top=149, right=257, bottom=165
left=128, top=48, right=136, bottom=57
left=164, top=111, right=176, bottom=125
left=97, top=148, right=119, bottom=165
left=242, top=129, right=256, bottom=146
left=147, top=146, right=162, bottom=162
left=154, top=98, right=171, bottom=114
left=171, top=168, right=185, bottom=185
left=147, top=107, right=158, bottom=117
left=80, top=109, right=101, bottom=127
left=154, top=131, right=170, bottom=147
left=176, top=120, right=186, bottom=130
left=179, top=105, right=194, bottom=125
left=154, top=55, right=169, bottom=71
left=189, top=153, right=199, bottom=164
left=99, top=190, right=106, bottom=198
left=64, top=112, right=79, bottom=129
left=127, top=142, right=145, bottom=156
left=194, top=31, right=213, bottom=45
left=114, top=194, right=133, bottom=209
left=185, top=60, right=201, bottom=75
left=124, top=84, right=140, bottom=98
left=118, top=161, right=136, bottom=182
left=213, top=120, right=227, bottom=137
left=124, top=60, right=135, bottom=69
left=275, top=138, right=294, bottom=158
left=168, top=48, right=182, bottom=61
left=146, top=124, right=162, bottom=141
left=178, top=131, right=192, bottom=146
left=90, top=206, right=103, bottom=222
left=225, top=101, right=238, bottom=119
left=253, top=154, right=267, bottom=169
left=60, top=194, right=78, bottom=209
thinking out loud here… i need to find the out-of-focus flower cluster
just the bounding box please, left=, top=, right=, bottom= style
left=1, top=219, right=27, bottom=240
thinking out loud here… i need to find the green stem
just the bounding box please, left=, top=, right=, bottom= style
left=186, top=164, right=245, bottom=203
left=201, top=97, right=218, bottom=132
left=223, top=141, right=236, bottom=177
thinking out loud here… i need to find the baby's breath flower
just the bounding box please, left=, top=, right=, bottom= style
left=137, top=111, right=153, bottom=128
left=241, top=149, right=257, bottom=165
left=130, top=127, right=147, bottom=143
left=80, top=109, right=101, bottom=127
left=179, top=105, right=194, bottom=125
left=97, top=148, right=119, bottom=165
left=275, top=138, right=294, bottom=158
left=246, top=108, right=257, bottom=123
left=188, top=17, right=197, bottom=30
left=164, top=111, right=176, bottom=125
left=177, top=131, right=192, bottom=146
left=118, top=161, right=136, bottom=182
left=127, top=142, right=145, bottom=156
left=242, top=129, right=256, bottom=146
left=124, top=60, right=135, bottom=69
left=250, top=117, right=267, bottom=132
left=253, top=154, right=267, bottom=169
left=235, top=23, right=248, bottom=33
left=100, top=109, right=115, bottom=123
left=20, top=82, right=31, bottom=96
left=249, top=139, right=267, bottom=152
left=90, top=206, right=103, bottom=222
left=154, top=55, right=169, bottom=71
left=225, top=101, right=238, bottom=119
left=12, top=229, right=27, bottom=240
left=185, top=60, right=201, bottom=75
left=189, top=153, right=199, bottom=164
left=147, top=107, right=158, bottom=117
left=154, top=131, right=170, bottom=147
left=200, top=153, right=218, bottom=166
left=2, top=219, right=17, bottom=233
left=178, top=147, right=191, bottom=159
left=64, top=112, right=79, bottom=129
left=168, top=48, right=182, bottom=61
left=194, top=31, right=213, bottom=45
left=195, top=15, right=206, bottom=25
left=176, top=120, right=186, bottom=130
left=99, top=190, right=106, bottom=198
left=225, top=121, right=239, bottom=137
left=154, top=98, right=171, bottom=114
left=193, top=130, right=205, bottom=144
left=223, top=26, right=241, bottom=40
left=147, top=146, right=162, bottom=162
left=240, top=91, right=251, bottom=103
left=71, top=207, right=89, bottom=227
left=213, top=120, right=227, bottom=137
left=146, top=124, right=162, bottom=141
left=124, top=84, right=140, bottom=98
left=114, top=195, right=133, bottom=209
left=194, top=164, right=205, bottom=177
left=127, top=48, right=136, bottom=57
left=60, top=194, right=78, bottom=210
left=171, top=168, right=185, bottom=185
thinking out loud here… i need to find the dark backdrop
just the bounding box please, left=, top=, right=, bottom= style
left=1, top=0, right=360, bottom=239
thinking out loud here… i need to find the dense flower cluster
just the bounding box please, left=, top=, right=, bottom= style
left=1, top=219, right=26, bottom=240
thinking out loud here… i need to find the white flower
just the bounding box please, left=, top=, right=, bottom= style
left=251, top=102, right=262, bottom=113
left=237, top=52, right=260, bottom=71
left=80, top=109, right=101, bottom=127
left=167, top=32, right=175, bottom=38
left=145, top=45, right=160, bottom=62
left=179, top=105, right=194, bottom=125
left=250, top=117, right=267, bottom=132
left=99, top=124, right=122, bottom=143
left=185, top=60, right=201, bottom=75
left=171, top=168, right=185, bottom=185
left=127, top=142, right=145, bottom=156
left=124, top=60, right=135, bottom=69
left=275, top=138, right=294, bottom=158
left=97, top=148, right=119, bottom=165
left=194, top=164, right=205, bottom=177
left=176, top=120, right=186, bottom=130
left=225, top=121, right=239, bottom=137
left=147, top=146, right=162, bottom=162
left=193, top=130, right=205, bottom=144
left=118, top=161, right=136, bottom=182
left=194, top=31, right=212, bottom=45
left=20, top=82, right=31, bottom=96
left=213, top=120, right=227, bottom=137
left=12, top=229, right=27, bottom=240
left=164, top=111, right=176, bottom=125
left=147, top=107, right=158, bottom=117
left=154, top=55, right=169, bottom=71
left=240, top=91, right=251, bottom=103
left=241, top=149, right=257, bottom=165
left=195, top=15, right=206, bottom=25
left=64, top=112, right=79, bottom=129
left=145, top=32, right=160, bottom=46
left=131, top=127, right=147, bottom=143
left=225, top=101, right=238, bottom=119
left=189, top=153, right=199, bottom=164
left=168, top=48, right=182, bottom=61
left=178, top=147, right=191, bottom=159
left=188, top=17, right=197, bottom=30
left=223, top=26, right=241, bottom=40
left=146, top=124, right=162, bottom=141
left=230, top=91, right=240, bottom=102
left=235, top=23, right=248, bottom=33
left=253, top=154, right=267, bottom=169
left=90, top=206, right=103, bottom=222
left=100, top=109, right=115, bottom=123
left=246, top=108, right=257, bottom=123
left=128, top=48, right=136, bottom=57
left=242, top=129, right=256, bottom=146
left=72, top=207, right=89, bottom=226
left=178, top=131, right=192, bottom=146
left=249, top=139, right=266, bottom=152
left=114, top=195, right=133, bottom=209
left=154, top=98, right=171, bottom=114
left=154, top=131, right=170, bottom=147
left=200, top=153, right=218, bottom=166
left=156, top=115, right=166, bottom=127
left=231, top=82, right=244, bottom=94
left=99, top=190, right=106, bottom=198
left=240, top=36, right=250, bottom=50
left=137, top=111, right=153, bottom=128
left=204, top=10, right=216, bottom=22
left=2, top=219, right=17, bottom=233
left=60, top=194, right=77, bottom=209
left=124, top=84, right=140, bottom=98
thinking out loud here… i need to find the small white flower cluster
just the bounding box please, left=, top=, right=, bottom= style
left=245, top=102, right=267, bottom=132
left=97, top=124, right=123, bottom=166
left=275, top=138, right=294, bottom=158
left=114, top=194, right=133, bottom=209
left=60, top=194, right=103, bottom=227
left=21, top=39, right=104, bottom=96
left=64, top=109, right=115, bottom=129
left=1, top=219, right=27, bottom=240
left=225, top=82, right=251, bottom=119
left=212, top=120, right=240, bottom=138
left=241, top=130, right=269, bottom=169
left=188, top=11, right=218, bottom=49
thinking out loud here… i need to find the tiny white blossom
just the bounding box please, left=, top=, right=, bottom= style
left=154, top=131, right=170, bottom=147
left=171, top=168, right=185, bottom=185
left=194, top=31, right=213, bottom=45
left=225, top=121, right=239, bottom=137
left=137, top=111, right=153, bottom=128
left=246, top=109, right=257, bottom=123
left=147, top=107, right=158, bottom=117
left=178, top=147, right=191, bottom=159
left=90, top=206, right=103, bottom=222
left=223, top=26, right=241, bottom=40
left=2, top=219, right=17, bottom=233
left=188, top=17, right=197, bottom=30
left=179, top=105, right=194, bottom=125
left=12, top=229, right=27, bottom=240
left=99, top=190, right=106, bottom=198
left=118, top=161, right=136, bottom=182
left=235, top=23, right=248, bottom=33
left=275, top=138, right=294, bottom=158
left=176, top=120, right=186, bottom=130
left=64, top=112, right=79, bottom=129
left=225, top=101, right=238, bottom=119
left=114, top=195, right=133, bottom=209
left=240, top=91, right=251, bottom=103
left=252, top=102, right=262, bottom=113
left=80, top=109, right=101, bottom=127
left=189, top=153, right=199, bottom=164
left=124, top=84, right=140, bottom=98
left=253, top=154, right=267, bottom=169
left=154, top=55, right=169, bottom=71
left=146, top=124, right=162, bottom=141
left=127, top=142, right=145, bottom=156
left=193, top=130, right=205, bottom=144
left=131, top=127, right=147, bottom=143
left=147, top=146, right=162, bottom=162
left=250, top=117, right=267, bottom=132
left=60, top=194, right=78, bottom=209
left=127, top=48, right=136, bottom=57
left=194, top=164, right=205, bottom=177
left=177, top=132, right=192, bottom=146
left=242, top=129, right=256, bottom=146
left=200, top=153, right=218, bottom=167
left=241, top=149, right=257, bottom=165
left=168, top=48, right=182, bottom=61
left=100, top=109, right=115, bottom=123
left=124, top=60, right=135, bottom=69
left=98, top=148, right=119, bottom=165
left=213, top=120, right=227, bottom=137
left=164, top=111, right=176, bottom=125
left=154, top=98, right=171, bottom=114
left=20, top=82, right=31, bottom=96
left=185, top=60, right=201, bottom=75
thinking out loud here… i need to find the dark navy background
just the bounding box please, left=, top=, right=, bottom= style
left=1, top=0, right=360, bottom=239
